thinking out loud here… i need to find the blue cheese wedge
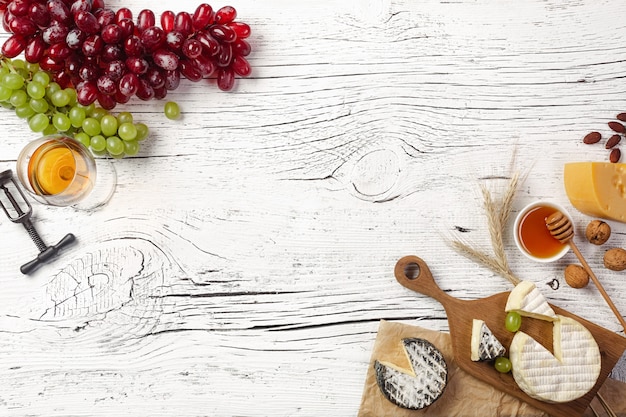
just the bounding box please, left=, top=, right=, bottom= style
left=374, top=338, right=448, bottom=410
left=505, top=280, right=557, bottom=321
left=470, top=319, right=506, bottom=361
left=509, top=315, right=601, bottom=403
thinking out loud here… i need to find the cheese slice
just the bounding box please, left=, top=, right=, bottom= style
left=509, top=315, right=601, bottom=403
left=470, top=319, right=506, bottom=361
left=505, top=280, right=557, bottom=321
left=564, top=162, right=626, bottom=222
left=374, top=338, right=448, bottom=410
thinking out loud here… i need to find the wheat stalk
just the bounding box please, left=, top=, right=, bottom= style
left=449, top=171, right=522, bottom=286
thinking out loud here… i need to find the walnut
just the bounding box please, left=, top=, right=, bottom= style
left=603, top=248, right=626, bottom=271
left=564, top=264, right=589, bottom=288
left=585, top=220, right=611, bottom=245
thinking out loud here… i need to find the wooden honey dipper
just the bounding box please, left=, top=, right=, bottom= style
left=546, top=211, right=626, bottom=332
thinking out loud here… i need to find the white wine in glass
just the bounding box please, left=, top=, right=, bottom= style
left=16, top=135, right=116, bottom=208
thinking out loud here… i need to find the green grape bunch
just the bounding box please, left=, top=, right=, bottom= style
left=0, top=57, right=149, bottom=158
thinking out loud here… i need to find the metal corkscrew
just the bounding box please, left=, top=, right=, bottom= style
left=0, top=169, right=76, bottom=274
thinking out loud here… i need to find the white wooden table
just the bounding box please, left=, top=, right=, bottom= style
left=1, top=0, right=626, bottom=415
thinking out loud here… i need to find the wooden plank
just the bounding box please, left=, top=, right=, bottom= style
left=0, top=0, right=626, bottom=415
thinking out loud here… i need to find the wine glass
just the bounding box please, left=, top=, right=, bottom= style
left=15, top=134, right=116, bottom=209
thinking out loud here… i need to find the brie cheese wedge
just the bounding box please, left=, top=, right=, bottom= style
left=505, top=280, right=557, bottom=321
left=509, top=315, right=601, bottom=403
left=470, top=319, right=505, bottom=361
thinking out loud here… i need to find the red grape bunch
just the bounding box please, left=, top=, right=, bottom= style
left=0, top=0, right=252, bottom=110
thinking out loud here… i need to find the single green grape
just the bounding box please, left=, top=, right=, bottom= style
left=164, top=101, right=180, bottom=120
left=90, top=107, right=108, bottom=121
left=64, top=88, right=77, bottom=106
left=15, top=103, right=35, bottom=119
left=42, top=123, right=57, bottom=136
left=29, top=98, right=49, bottom=113
left=74, top=131, right=91, bottom=148
left=50, top=89, right=71, bottom=107
left=10, top=90, right=28, bottom=107
left=26, top=81, right=46, bottom=99
left=82, top=117, right=101, bottom=136
left=10, top=59, right=25, bottom=69
left=118, top=122, right=137, bottom=141
left=505, top=311, right=522, bottom=332
left=135, top=122, right=149, bottom=141
left=45, top=82, right=61, bottom=99
left=117, top=111, right=133, bottom=125
left=494, top=357, right=512, bottom=374
left=25, top=62, right=39, bottom=73
left=100, top=115, right=118, bottom=137
left=69, top=106, right=86, bottom=127
left=28, top=113, right=49, bottom=132
left=123, top=140, right=139, bottom=156
left=90, top=135, right=106, bottom=152
left=52, top=112, right=71, bottom=131
left=106, top=136, right=124, bottom=155
left=2, top=73, right=25, bottom=90
left=32, top=71, right=50, bottom=87
left=0, top=66, right=9, bottom=77
left=78, top=102, right=95, bottom=114
left=0, top=85, right=12, bottom=102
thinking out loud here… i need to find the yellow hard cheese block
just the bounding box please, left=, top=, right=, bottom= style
left=564, top=162, right=626, bottom=222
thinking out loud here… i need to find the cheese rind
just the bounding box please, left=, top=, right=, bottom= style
left=509, top=315, right=601, bottom=403
left=374, top=338, right=448, bottom=410
left=564, top=162, right=626, bottom=222
left=470, top=319, right=505, bottom=361
left=505, top=280, right=557, bottom=321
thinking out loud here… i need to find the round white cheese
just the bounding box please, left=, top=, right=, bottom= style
left=509, top=315, right=601, bottom=403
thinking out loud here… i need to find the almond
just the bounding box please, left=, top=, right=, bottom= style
left=610, top=148, right=621, bottom=163
left=608, top=121, right=626, bottom=133
left=583, top=131, right=601, bottom=144
left=606, top=134, right=622, bottom=149
left=617, top=113, right=626, bottom=122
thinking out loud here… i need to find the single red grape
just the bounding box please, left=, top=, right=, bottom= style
left=115, top=7, right=133, bottom=23
left=214, top=6, right=236, bottom=24
left=192, top=3, right=213, bottom=30
left=161, top=10, right=175, bottom=33
left=174, top=11, right=192, bottom=37
left=1, top=33, right=26, bottom=57
left=24, top=36, right=47, bottom=62
left=209, top=24, right=237, bottom=43
left=118, top=72, right=139, bottom=96
left=136, top=9, right=155, bottom=33
left=152, top=49, right=179, bottom=71
left=74, top=11, right=100, bottom=34
left=232, top=55, right=251, bottom=77
left=217, top=67, right=235, bottom=91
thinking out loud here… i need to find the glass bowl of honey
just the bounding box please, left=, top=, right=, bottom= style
left=514, top=201, right=572, bottom=262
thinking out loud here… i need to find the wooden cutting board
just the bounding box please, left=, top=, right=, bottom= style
left=394, top=255, right=626, bottom=417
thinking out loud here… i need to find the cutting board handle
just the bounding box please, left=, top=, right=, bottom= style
left=394, top=255, right=456, bottom=305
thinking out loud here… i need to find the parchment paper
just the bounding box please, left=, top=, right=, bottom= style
left=358, top=320, right=626, bottom=417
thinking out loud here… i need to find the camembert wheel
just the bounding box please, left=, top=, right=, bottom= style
left=506, top=282, right=601, bottom=403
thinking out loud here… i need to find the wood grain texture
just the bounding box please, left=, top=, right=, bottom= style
left=1, top=0, right=626, bottom=415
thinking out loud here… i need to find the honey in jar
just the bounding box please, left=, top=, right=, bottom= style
left=517, top=205, right=568, bottom=259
